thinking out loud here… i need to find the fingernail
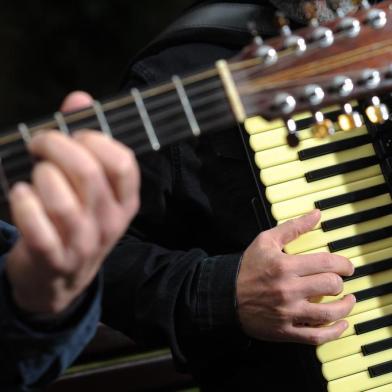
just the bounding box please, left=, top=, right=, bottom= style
left=346, top=294, right=356, bottom=303
left=10, top=182, right=29, bottom=198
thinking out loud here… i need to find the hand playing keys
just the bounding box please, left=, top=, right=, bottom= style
left=237, top=209, right=356, bottom=345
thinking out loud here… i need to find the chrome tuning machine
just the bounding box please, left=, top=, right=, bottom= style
left=248, top=21, right=278, bottom=65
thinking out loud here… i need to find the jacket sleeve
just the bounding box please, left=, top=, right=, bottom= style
left=101, top=93, right=249, bottom=370
left=0, top=221, right=102, bottom=391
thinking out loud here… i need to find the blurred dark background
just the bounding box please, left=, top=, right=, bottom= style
left=0, top=0, right=193, bottom=128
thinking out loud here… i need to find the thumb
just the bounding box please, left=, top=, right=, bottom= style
left=270, top=209, right=320, bottom=248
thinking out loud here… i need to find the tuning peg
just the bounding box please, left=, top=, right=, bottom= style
left=312, top=111, right=335, bottom=138
left=359, top=69, right=381, bottom=89
left=338, top=103, right=363, bottom=131
left=331, top=76, right=354, bottom=97
left=248, top=21, right=278, bottom=65
left=311, top=26, right=334, bottom=47
left=275, top=11, right=307, bottom=53
left=337, top=16, right=361, bottom=37
left=366, top=7, right=387, bottom=29
left=366, top=96, right=390, bottom=124
left=286, top=118, right=300, bottom=147
left=272, top=93, right=296, bottom=115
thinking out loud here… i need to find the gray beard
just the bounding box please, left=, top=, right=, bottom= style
left=269, top=0, right=356, bottom=23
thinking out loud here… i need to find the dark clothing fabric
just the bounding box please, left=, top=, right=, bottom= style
left=0, top=221, right=102, bottom=391
left=102, top=1, right=323, bottom=390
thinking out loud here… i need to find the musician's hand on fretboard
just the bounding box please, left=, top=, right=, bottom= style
left=5, top=92, right=140, bottom=316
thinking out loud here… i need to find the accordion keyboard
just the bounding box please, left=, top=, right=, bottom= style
left=244, top=109, right=392, bottom=392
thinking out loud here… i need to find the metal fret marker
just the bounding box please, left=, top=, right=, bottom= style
left=18, top=123, right=32, bottom=144
left=54, top=111, right=70, bottom=135
left=92, top=100, right=112, bottom=138
left=216, top=60, right=246, bottom=123
left=131, top=88, right=160, bottom=151
left=172, top=76, right=201, bottom=137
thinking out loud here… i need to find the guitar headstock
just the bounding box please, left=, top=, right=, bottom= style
left=230, top=0, right=392, bottom=146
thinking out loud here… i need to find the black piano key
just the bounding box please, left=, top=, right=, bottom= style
left=353, top=282, right=392, bottom=302
left=298, top=134, right=371, bottom=161
left=363, top=337, right=392, bottom=356
left=328, top=226, right=392, bottom=252
left=355, top=314, right=392, bottom=335
left=305, top=156, right=379, bottom=183
left=321, top=205, right=392, bottom=232
left=344, top=258, right=392, bottom=282
left=369, top=360, right=392, bottom=378
left=315, top=184, right=389, bottom=211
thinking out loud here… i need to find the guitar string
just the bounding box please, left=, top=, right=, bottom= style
left=0, top=10, right=390, bottom=149
left=99, top=38, right=392, bottom=149
left=3, top=35, right=392, bottom=160
left=235, top=38, right=392, bottom=94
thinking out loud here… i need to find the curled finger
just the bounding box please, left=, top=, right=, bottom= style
left=294, top=295, right=356, bottom=326
left=72, top=131, right=140, bottom=208
left=9, top=182, right=64, bottom=269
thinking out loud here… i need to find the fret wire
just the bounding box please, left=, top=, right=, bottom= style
left=111, top=84, right=229, bottom=141
left=105, top=79, right=222, bottom=131
left=172, top=76, right=201, bottom=137
left=112, top=94, right=232, bottom=149
left=54, top=111, right=70, bottom=135
left=92, top=100, right=112, bottom=137
left=131, top=88, right=160, bottom=151
left=0, top=71, right=231, bottom=149
left=18, top=123, right=32, bottom=144
left=113, top=91, right=227, bottom=142
left=117, top=109, right=235, bottom=156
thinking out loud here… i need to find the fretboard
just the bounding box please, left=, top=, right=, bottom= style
left=0, top=70, right=236, bottom=202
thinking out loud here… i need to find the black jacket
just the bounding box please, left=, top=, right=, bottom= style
left=102, top=1, right=324, bottom=390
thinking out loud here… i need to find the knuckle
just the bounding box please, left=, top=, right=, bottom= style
left=273, top=283, right=291, bottom=304
left=307, top=331, right=324, bottom=345
left=73, top=239, right=97, bottom=261
left=286, top=220, right=299, bottom=237
left=77, top=162, right=101, bottom=183
left=318, top=308, right=333, bottom=324
left=319, top=254, right=334, bottom=271
left=270, top=258, right=287, bottom=277
left=100, top=218, right=124, bottom=245
left=324, top=273, right=343, bottom=294
left=48, top=202, right=80, bottom=225
left=113, top=151, right=135, bottom=179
